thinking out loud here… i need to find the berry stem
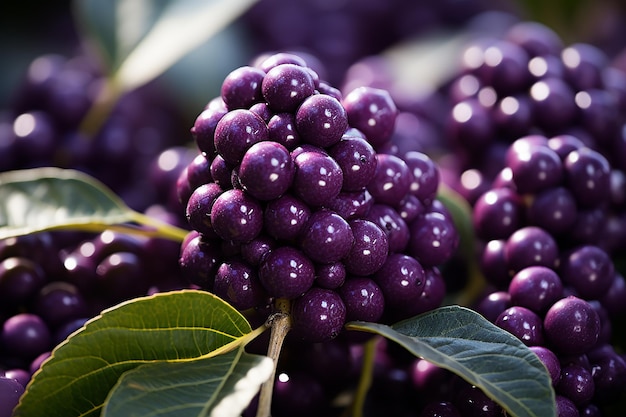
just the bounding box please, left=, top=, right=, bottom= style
left=256, top=298, right=292, bottom=417
left=78, top=77, right=122, bottom=138
left=346, top=335, right=380, bottom=417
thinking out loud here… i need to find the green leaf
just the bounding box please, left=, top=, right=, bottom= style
left=14, top=290, right=256, bottom=417
left=346, top=305, right=556, bottom=417
left=0, top=167, right=188, bottom=241
left=103, top=347, right=273, bottom=417
left=74, top=0, right=259, bottom=92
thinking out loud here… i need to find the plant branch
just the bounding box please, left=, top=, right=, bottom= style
left=256, top=298, right=291, bottom=417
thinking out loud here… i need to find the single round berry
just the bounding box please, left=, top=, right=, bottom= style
left=295, top=94, right=348, bottom=148
left=2, top=313, right=51, bottom=359
left=342, top=86, right=398, bottom=148
left=291, top=287, right=346, bottom=342
left=210, top=189, right=263, bottom=243
left=527, top=187, right=577, bottom=235
left=213, top=261, right=266, bottom=311
left=529, top=346, right=561, bottom=386
left=367, top=153, right=412, bottom=206
left=504, top=226, right=559, bottom=274
left=365, top=204, right=409, bottom=253
left=564, top=147, right=611, bottom=208
left=220, top=66, right=265, bottom=110
left=495, top=306, right=544, bottom=346
left=179, top=233, right=221, bottom=290
left=262, top=64, right=316, bottom=112
left=507, top=144, right=563, bottom=194
left=300, top=210, right=354, bottom=264
left=338, top=276, right=385, bottom=322
left=191, top=106, right=227, bottom=156
left=544, top=296, right=600, bottom=355
left=213, top=109, right=269, bottom=165
left=258, top=246, right=315, bottom=299
left=404, top=151, right=440, bottom=206
left=0, top=257, right=46, bottom=306
left=374, top=254, right=425, bottom=314
left=559, top=245, right=615, bottom=299
left=473, top=188, right=525, bottom=241
left=508, top=266, right=563, bottom=314
left=343, top=219, right=389, bottom=276
left=556, top=363, right=595, bottom=406
left=238, top=141, right=294, bottom=201
left=185, top=183, right=223, bottom=237
left=407, top=211, right=459, bottom=267
left=263, top=194, right=311, bottom=242
left=328, top=135, right=377, bottom=191
left=475, top=290, right=511, bottom=323
left=292, top=150, right=343, bottom=207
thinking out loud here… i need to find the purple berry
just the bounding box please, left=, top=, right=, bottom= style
left=559, top=245, right=615, bottom=299
left=295, top=94, right=348, bottom=148
left=238, top=141, right=294, bottom=201
left=210, top=189, right=263, bottom=243
left=328, top=135, right=377, bottom=192
left=367, top=153, right=412, bottom=206
left=544, top=296, right=600, bottom=355
left=262, top=64, right=316, bottom=112
left=495, top=306, right=544, bottom=346
left=213, top=261, right=266, bottom=311
left=529, top=346, right=561, bottom=386
left=185, top=183, right=223, bottom=237
left=292, top=150, right=343, bottom=207
left=407, top=211, right=459, bottom=267
left=214, top=109, right=269, bottom=165
left=220, top=66, right=265, bottom=110
left=508, top=266, right=563, bottom=314
left=343, top=219, right=389, bottom=276
left=264, top=194, right=311, bottom=242
left=299, top=210, right=354, bottom=264
left=338, top=276, right=385, bottom=322
left=0, top=376, right=25, bottom=417
left=374, top=254, right=425, bottom=315
left=2, top=313, right=51, bottom=359
left=342, top=86, right=398, bottom=148
left=291, top=287, right=346, bottom=342
left=258, top=246, right=315, bottom=299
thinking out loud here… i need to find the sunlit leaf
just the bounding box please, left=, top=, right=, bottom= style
left=346, top=305, right=556, bottom=417
left=74, top=0, right=259, bottom=92
left=0, top=167, right=188, bottom=241
left=14, top=290, right=256, bottom=417
left=103, top=347, right=273, bottom=417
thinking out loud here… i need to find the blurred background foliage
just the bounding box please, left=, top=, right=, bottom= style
left=1, top=0, right=626, bottom=127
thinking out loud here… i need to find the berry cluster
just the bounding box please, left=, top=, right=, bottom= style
left=0, top=143, right=193, bottom=414
left=440, top=21, right=626, bottom=417
left=340, top=16, right=626, bottom=416
left=1, top=52, right=188, bottom=212
left=176, top=52, right=459, bottom=343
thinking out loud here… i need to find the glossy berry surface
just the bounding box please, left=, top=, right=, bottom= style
left=295, top=94, right=348, bottom=148
left=258, top=246, right=315, bottom=299
left=299, top=210, right=354, bottom=264
left=291, top=287, right=346, bottom=342
left=544, top=296, right=600, bottom=355
left=238, top=141, right=294, bottom=201
left=210, top=189, right=264, bottom=243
